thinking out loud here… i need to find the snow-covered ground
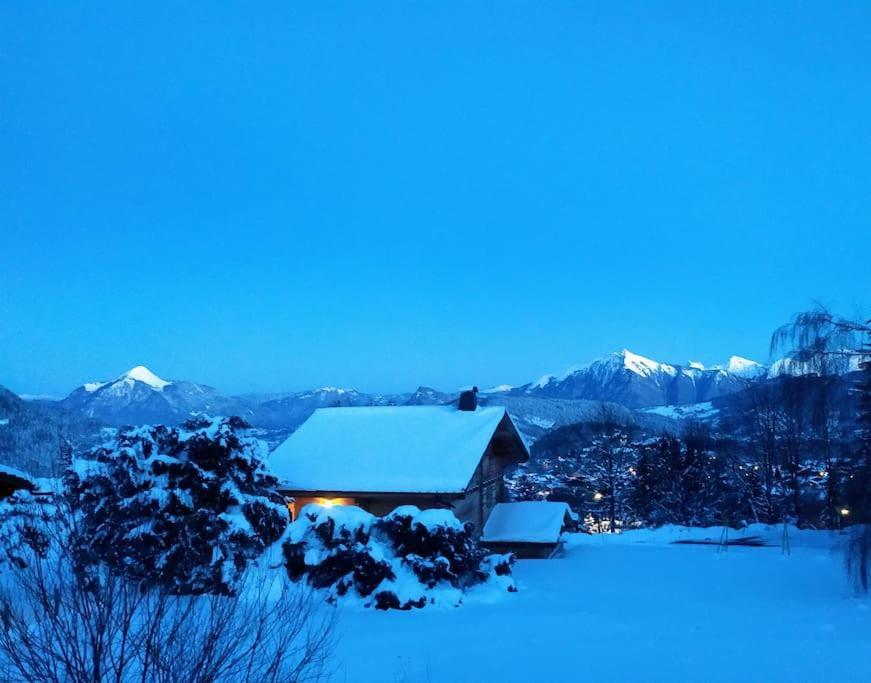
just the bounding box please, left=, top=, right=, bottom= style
left=332, top=525, right=871, bottom=682
left=643, top=401, right=719, bottom=420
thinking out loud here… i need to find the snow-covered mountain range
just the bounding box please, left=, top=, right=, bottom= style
left=515, top=349, right=766, bottom=408
left=20, top=347, right=863, bottom=439
left=4, top=344, right=867, bottom=478
left=61, top=366, right=250, bottom=426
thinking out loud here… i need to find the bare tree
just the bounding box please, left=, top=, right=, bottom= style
left=847, top=327, right=871, bottom=592
left=778, top=377, right=808, bottom=525
left=770, top=307, right=868, bottom=376
left=772, top=306, right=871, bottom=588
left=583, top=404, right=636, bottom=532
left=745, top=382, right=783, bottom=524
left=846, top=525, right=871, bottom=594
left=0, top=498, right=335, bottom=683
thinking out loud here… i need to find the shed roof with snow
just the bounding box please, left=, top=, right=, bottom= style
left=482, top=501, right=578, bottom=544
left=269, top=405, right=528, bottom=494
left=0, top=463, right=36, bottom=499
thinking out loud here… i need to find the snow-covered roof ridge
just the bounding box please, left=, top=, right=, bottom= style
left=0, top=463, right=36, bottom=486
left=269, top=405, right=528, bottom=494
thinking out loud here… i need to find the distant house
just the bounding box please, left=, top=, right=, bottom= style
left=269, top=401, right=529, bottom=535
left=481, top=501, right=578, bottom=558
left=0, top=464, right=35, bottom=500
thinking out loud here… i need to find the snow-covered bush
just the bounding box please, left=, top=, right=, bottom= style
left=66, top=415, right=289, bottom=595
left=0, top=490, right=52, bottom=569
left=283, top=504, right=515, bottom=610
left=0, top=526, right=335, bottom=683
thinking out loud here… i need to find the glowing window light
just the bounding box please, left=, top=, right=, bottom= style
left=840, top=508, right=850, bottom=516
left=593, top=492, right=604, bottom=501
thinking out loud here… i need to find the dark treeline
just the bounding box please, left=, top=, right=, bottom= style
left=515, top=405, right=857, bottom=532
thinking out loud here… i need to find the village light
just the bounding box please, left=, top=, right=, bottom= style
left=593, top=492, right=604, bottom=501
left=840, top=508, right=850, bottom=517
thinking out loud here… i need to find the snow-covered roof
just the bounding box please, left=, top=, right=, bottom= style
left=482, top=501, right=576, bottom=544
left=0, top=463, right=36, bottom=486
left=270, top=405, right=527, bottom=494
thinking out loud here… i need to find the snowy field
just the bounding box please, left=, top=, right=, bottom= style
left=332, top=526, right=871, bottom=682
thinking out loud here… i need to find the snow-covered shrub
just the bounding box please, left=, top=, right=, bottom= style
left=0, top=490, right=53, bottom=569
left=0, top=535, right=335, bottom=683
left=379, top=507, right=492, bottom=588
left=66, top=415, right=289, bottom=595
left=283, top=504, right=515, bottom=610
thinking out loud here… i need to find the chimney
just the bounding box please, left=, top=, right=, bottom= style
left=458, top=386, right=479, bottom=412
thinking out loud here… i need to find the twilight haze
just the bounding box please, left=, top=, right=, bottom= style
left=2, top=3, right=870, bottom=397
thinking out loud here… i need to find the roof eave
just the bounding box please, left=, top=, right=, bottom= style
left=278, top=486, right=467, bottom=498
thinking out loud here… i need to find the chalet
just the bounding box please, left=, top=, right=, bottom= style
left=481, top=501, right=579, bottom=559
left=269, top=397, right=529, bottom=536
left=0, top=464, right=36, bottom=500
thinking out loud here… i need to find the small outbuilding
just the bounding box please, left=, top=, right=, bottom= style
left=481, top=501, right=578, bottom=558
left=269, top=403, right=529, bottom=536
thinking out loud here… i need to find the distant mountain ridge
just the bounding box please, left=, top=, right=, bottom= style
left=61, top=366, right=252, bottom=427
left=7, top=346, right=866, bottom=476
left=1, top=384, right=101, bottom=476
left=33, top=351, right=775, bottom=430
left=513, top=349, right=766, bottom=408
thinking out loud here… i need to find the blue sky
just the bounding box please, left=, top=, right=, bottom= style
left=2, top=3, right=870, bottom=397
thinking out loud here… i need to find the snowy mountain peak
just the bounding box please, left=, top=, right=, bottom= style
left=117, top=366, right=171, bottom=390
left=315, top=386, right=354, bottom=394
left=613, top=349, right=674, bottom=378
left=482, top=384, right=513, bottom=394
left=718, top=356, right=766, bottom=379
left=522, top=348, right=772, bottom=407
left=294, top=386, right=359, bottom=400
left=532, top=365, right=580, bottom=390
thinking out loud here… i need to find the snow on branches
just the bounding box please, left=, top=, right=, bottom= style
left=66, top=415, right=289, bottom=595
left=283, top=504, right=515, bottom=610
left=0, top=490, right=52, bottom=569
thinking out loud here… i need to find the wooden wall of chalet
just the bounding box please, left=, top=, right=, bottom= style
left=456, top=417, right=524, bottom=535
